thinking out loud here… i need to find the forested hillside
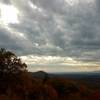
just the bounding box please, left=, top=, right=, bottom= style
left=0, top=48, right=99, bottom=100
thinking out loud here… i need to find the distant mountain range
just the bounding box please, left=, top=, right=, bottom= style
left=31, top=71, right=49, bottom=79
left=31, top=70, right=100, bottom=79
left=31, top=71, right=100, bottom=89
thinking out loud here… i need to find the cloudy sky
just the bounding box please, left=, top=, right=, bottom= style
left=0, top=0, right=100, bottom=73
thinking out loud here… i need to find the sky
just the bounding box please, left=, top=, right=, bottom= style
left=0, top=0, right=100, bottom=73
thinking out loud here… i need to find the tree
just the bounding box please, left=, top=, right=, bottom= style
left=0, top=48, right=27, bottom=75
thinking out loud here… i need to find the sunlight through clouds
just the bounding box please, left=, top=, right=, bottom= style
left=0, top=4, right=19, bottom=25
left=0, top=0, right=100, bottom=72
left=28, top=1, right=43, bottom=12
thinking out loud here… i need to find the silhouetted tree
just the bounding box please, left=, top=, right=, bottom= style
left=0, top=48, right=28, bottom=95
left=0, top=48, right=27, bottom=75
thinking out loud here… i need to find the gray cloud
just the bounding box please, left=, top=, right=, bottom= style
left=0, top=0, right=100, bottom=67
left=0, top=27, right=24, bottom=53
left=0, top=0, right=11, bottom=4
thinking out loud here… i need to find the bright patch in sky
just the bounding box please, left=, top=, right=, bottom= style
left=28, top=1, right=43, bottom=12
left=0, top=4, right=19, bottom=25
left=29, top=1, right=38, bottom=9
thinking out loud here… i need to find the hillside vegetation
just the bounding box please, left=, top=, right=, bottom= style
left=0, top=48, right=99, bottom=100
